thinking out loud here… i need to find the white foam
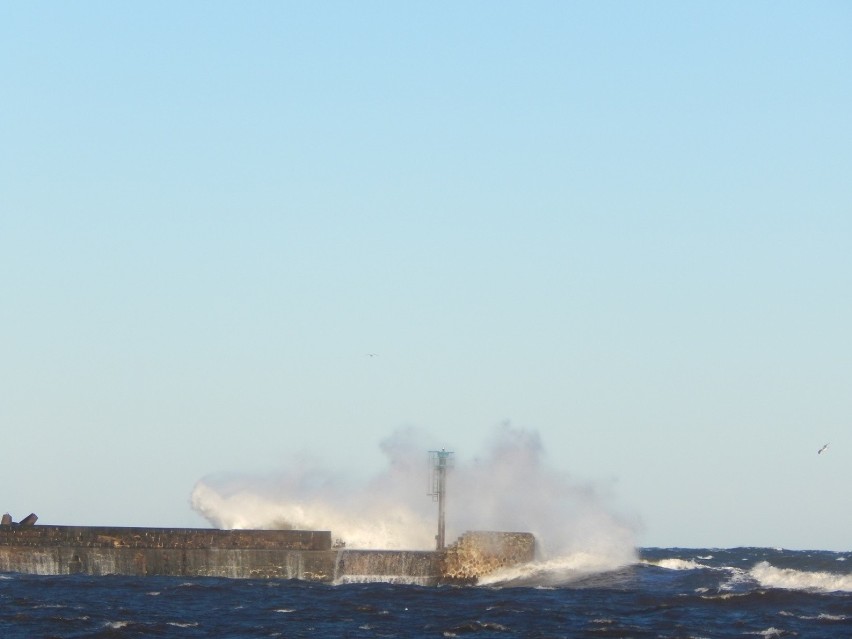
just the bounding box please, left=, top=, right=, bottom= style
left=746, top=629, right=785, bottom=638
left=335, top=574, right=434, bottom=586
left=478, top=550, right=634, bottom=586
left=649, top=558, right=704, bottom=571
left=750, top=561, right=852, bottom=593
left=781, top=611, right=848, bottom=621
left=719, top=566, right=751, bottom=591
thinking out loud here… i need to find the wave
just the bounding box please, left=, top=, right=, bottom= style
left=477, top=550, right=634, bottom=587
left=642, top=554, right=754, bottom=594
left=191, top=425, right=640, bottom=557
left=750, top=561, right=852, bottom=593
left=642, top=552, right=852, bottom=594
left=780, top=610, right=849, bottom=621
left=645, top=557, right=706, bottom=571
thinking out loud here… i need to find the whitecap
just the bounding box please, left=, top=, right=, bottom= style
left=651, top=558, right=704, bottom=571
left=477, top=550, right=632, bottom=586
left=719, top=566, right=751, bottom=591
left=794, top=612, right=848, bottom=621
left=699, top=592, right=745, bottom=601
left=750, top=561, right=852, bottom=593
left=104, top=621, right=131, bottom=629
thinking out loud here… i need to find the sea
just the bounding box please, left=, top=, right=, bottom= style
left=1, top=547, right=850, bottom=638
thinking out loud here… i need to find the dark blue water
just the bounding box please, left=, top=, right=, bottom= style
left=1, top=548, right=850, bottom=638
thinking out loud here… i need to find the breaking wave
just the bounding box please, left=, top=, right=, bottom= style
left=750, top=561, right=852, bottom=593
left=191, top=424, right=639, bottom=565
left=478, top=550, right=635, bottom=587
left=647, top=557, right=705, bottom=571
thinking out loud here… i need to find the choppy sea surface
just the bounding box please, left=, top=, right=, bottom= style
left=1, top=547, right=850, bottom=638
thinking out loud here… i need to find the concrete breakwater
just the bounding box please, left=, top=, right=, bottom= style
left=0, top=525, right=535, bottom=584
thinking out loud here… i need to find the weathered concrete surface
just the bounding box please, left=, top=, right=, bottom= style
left=18, top=513, right=38, bottom=527
left=439, top=531, right=536, bottom=584
left=0, top=526, right=534, bottom=583
left=0, top=526, right=330, bottom=550
left=0, top=546, right=339, bottom=579
left=335, top=549, right=439, bottom=584
left=0, top=526, right=335, bottom=579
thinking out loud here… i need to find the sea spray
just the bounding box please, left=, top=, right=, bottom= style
left=446, top=424, right=637, bottom=568
left=190, top=472, right=434, bottom=549
left=191, top=429, right=438, bottom=548
left=191, top=423, right=639, bottom=572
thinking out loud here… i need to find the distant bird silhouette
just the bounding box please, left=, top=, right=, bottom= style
left=817, top=443, right=830, bottom=455
left=366, top=353, right=378, bottom=358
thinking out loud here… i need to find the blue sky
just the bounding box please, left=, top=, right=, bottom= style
left=2, top=1, right=850, bottom=551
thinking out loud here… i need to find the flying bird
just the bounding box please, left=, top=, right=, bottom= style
left=366, top=353, right=378, bottom=358
left=817, top=443, right=829, bottom=455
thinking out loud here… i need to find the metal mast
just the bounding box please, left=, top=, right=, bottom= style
left=428, top=449, right=453, bottom=550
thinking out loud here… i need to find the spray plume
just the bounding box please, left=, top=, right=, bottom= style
left=190, top=424, right=639, bottom=581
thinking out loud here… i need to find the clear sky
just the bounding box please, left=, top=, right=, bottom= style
left=2, top=1, right=850, bottom=551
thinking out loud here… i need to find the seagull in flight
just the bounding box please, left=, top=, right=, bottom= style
left=366, top=353, right=378, bottom=358
left=817, top=443, right=830, bottom=455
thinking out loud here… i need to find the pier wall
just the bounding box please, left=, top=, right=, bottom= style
left=441, top=531, right=537, bottom=583
left=0, top=526, right=534, bottom=583
left=0, top=526, right=330, bottom=550
left=0, top=526, right=335, bottom=580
